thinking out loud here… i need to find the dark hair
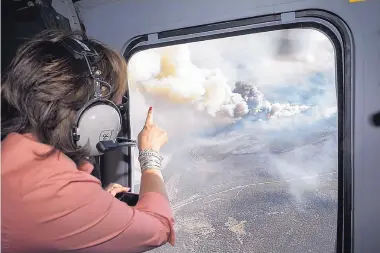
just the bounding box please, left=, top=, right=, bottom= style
left=1, top=30, right=128, bottom=166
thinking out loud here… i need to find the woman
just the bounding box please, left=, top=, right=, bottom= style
left=1, top=30, right=175, bottom=253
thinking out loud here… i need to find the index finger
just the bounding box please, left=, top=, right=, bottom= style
left=145, top=106, right=153, bottom=126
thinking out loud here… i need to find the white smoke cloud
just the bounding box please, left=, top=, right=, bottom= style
left=128, top=50, right=161, bottom=83
left=127, top=38, right=321, bottom=121
left=128, top=44, right=249, bottom=118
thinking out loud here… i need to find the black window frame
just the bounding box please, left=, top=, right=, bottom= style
left=121, top=9, right=353, bottom=253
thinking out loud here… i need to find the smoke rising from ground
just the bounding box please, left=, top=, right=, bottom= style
left=128, top=28, right=337, bottom=203
left=129, top=44, right=249, bottom=118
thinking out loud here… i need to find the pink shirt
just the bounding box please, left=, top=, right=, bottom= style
left=1, top=133, right=175, bottom=253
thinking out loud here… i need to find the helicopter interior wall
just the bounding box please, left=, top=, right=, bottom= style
left=72, top=0, right=380, bottom=252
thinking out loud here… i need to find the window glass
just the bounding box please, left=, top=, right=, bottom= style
left=128, top=28, right=337, bottom=253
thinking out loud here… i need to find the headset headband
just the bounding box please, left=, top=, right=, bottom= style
left=59, top=37, right=131, bottom=112
left=59, top=37, right=112, bottom=99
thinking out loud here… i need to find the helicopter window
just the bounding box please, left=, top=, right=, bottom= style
left=127, top=28, right=338, bottom=253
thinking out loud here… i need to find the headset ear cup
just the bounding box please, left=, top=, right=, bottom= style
left=76, top=103, right=122, bottom=156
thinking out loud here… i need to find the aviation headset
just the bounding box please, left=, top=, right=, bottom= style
left=59, top=36, right=123, bottom=156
